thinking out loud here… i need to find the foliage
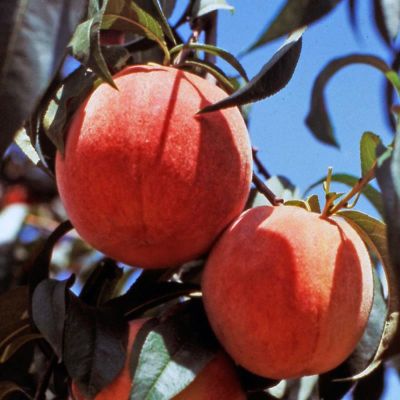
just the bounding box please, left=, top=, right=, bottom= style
left=1, top=0, right=400, bottom=399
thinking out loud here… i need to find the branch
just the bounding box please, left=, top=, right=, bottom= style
left=252, top=172, right=283, bottom=206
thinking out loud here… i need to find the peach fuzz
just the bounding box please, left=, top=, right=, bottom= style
left=71, top=319, right=246, bottom=400
left=56, top=65, right=252, bottom=268
left=202, top=205, right=374, bottom=379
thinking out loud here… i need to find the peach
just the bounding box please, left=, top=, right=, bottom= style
left=56, top=65, right=252, bottom=268
left=202, top=205, right=374, bottom=379
left=72, top=319, right=245, bottom=400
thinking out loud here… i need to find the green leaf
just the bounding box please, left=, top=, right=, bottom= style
left=360, top=131, right=382, bottom=177
left=199, top=30, right=303, bottom=113
left=64, top=294, right=129, bottom=398
left=42, top=66, right=96, bottom=155
left=151, top=0, right=177, bottom=45
left=244, top=0, right=341, bottom=53
left=305, top=54, right=399, bottom=147
left=306, top=194, right=321, bottom=213
left=337, top=210, right=400, bottom=378
left=130, top=301, right=218, bottom=400
left=175, top=60, right=236, bottom=93
left=191, top=0, right=234, bottom=19
left=0, top=0, right=87, bottom=157
left=170, top=43, right=249, bottom=82
left=69, top=9, right=117, bottom=88
left=13, top=129, right=41, bottom=166
left=284, top=200, right=309, bottom=210
left=102, top=1, right=169, bottom=64
left=304, top=173, right=384, bottom=217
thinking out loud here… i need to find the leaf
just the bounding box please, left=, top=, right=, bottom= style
left=244, top=0, right=341, bottom=53
left=129, top=301, right=218, bottom=400
left=337, top=210, right=400, bottom=378
left=0, top=0, right=87, bottom=157
left=151, top=0, right=177, bottom=45
left=176, top=60, right=236, bottom=93
left=0, top=287, right=30, bottom=357
left=14, top=129, right=41, bottom=166
left=69, top=9, right=117, bottom=88
left=31, top=278, right=74, bottom=358
left=63, top=295, right=129, bottom=398
left=352, top=363, right=384, bottom=399
left=191, top=0, right=234, bottom=19
left=306, top=194, right=321, bottom=213
left=28, top=220, right=73, bottom=294
left=0, top=333, right=43, bottom=364
left=0, top=381, right=29, bottom=400
left=305, top=54, right=400, bottom=147
left=107, top=281, right=200, bottom=319
left=199, top=30, right=303, bottom=114
left=373, top=0, right=400, bottom=45
left=305, top=173, right=384, bottom=217
left=284, top=200, right=309, bottom=211
left=79, top=258, right=123, bottom=307
left=360, top=132, right=382, bottom=177
left=102, top=1, right=169, bottom=64
left=170, top=43, right=249, bottom=82
left=42, top=67, right=96, bottom=155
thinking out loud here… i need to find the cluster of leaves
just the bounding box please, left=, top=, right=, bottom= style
left=1, top=0, right=400, bottom=399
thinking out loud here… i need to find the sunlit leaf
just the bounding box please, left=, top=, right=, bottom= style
left=191, top=0, right=234, bottom=19
left=304, top=173, right=384, bottom=217
left=199, top=30, right=303, bottom=113
left=360, top=132, right=381, bottom=177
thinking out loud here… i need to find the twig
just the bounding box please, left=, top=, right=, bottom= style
left=203, top=11, right=218, bottom=83
left=323, top=164, right=376, bottom=217
left=252, top=173, right=283, bottom=206
left=34, top=355, right=57, bottom=400
left=173, top=18, right=203, bottom=65
left=252, top=147, right=271, bottom=180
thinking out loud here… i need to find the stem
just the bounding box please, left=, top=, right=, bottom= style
left=173, top=18, right=203, bottom=65
left=34, top=355, right=57, bottom=400
left=326, top=164, right=376, bottom=216
left=203, top=11, right=218, bottom=83
left=252, top=173, right=283, bottom=206
left=252, top=147, right=271, bottom=180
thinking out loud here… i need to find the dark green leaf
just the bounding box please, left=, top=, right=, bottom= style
left=69, top=10, right=117, bottom=88
left=305, top=54, right=399, bottom=147
left=360, top=132, right=381, bottom=177
left=28, top=220, right=73, bottom=295
left=199, top=31, right=303, bottom=113
left=244, top=0, right=341, bottom=53
left=108, top=281, right=200, bottom=319
left=42, top=67, right=96, bottom=155
left=338, top=210, right=400, bottom=377
left=151, top=0, right=177, bottom=45
left=176, top=60, right=236, bottom=93
left=129, top=301, right=218, bottom=400
left=31, top=278, right=74, bottom=358
left=63, top=295, right=128, bottom=398
left=170, top=43, right=249, bottom=81
left=304, top=173, right=384, bottom=217
left=306, top=194, right=321, bottom=213
left=191, top=0, right=234, bottom=19
left=79, top=258, right=123, bottom=307
left=102, top=1, right=169, bottom=63
left=0, top=0, right=87, bottom=157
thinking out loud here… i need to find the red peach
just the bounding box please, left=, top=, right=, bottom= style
left=202, top=205, right=374, bottom=379
left=56, top=65, right=252, bottom=268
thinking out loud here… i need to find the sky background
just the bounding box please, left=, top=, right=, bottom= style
left=172, top=0, right=400, bottom=398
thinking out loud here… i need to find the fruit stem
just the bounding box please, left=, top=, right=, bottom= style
left=252, top=147, right=271, bottom=180
left=323, top=163, right=376, bottom=217
left=252, top=173, right=284, bottom=206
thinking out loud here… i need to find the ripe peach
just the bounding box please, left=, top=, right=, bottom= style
left=202, top=205, right=374, bottom=379
left=72, top=319, right=246, bottom=400
left=56, top=65, right=252, bottom=268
